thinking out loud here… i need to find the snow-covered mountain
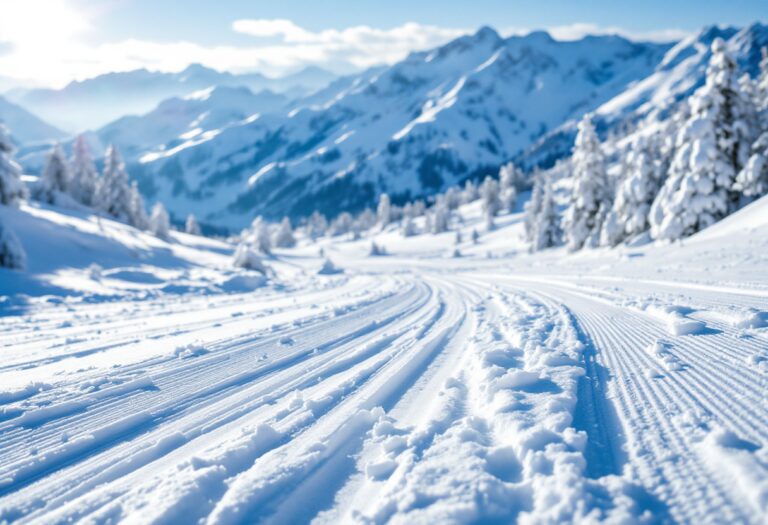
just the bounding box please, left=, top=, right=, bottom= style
left=7, top=65, right=336, bottom=132
left=134, top=27, right=672, bottom=229
left=0, top=95, right=67, bottom=145
left=15, top=86, right=293, bottom=174
left=517, top=23, right=768, bottom=169
left=97, top=87, right=290, bottom=163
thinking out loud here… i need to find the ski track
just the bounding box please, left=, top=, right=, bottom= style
left=1, top=264, right=767, bottom=524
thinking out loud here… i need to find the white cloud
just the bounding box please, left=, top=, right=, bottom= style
left=0, top=3, right=691, bottom=89
left=0, top=9, right=469, bottom=87
left=504, top=23, right=691, bottom=43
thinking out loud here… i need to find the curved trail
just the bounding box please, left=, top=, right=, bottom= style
left=0, top=261, right=766, bottom=524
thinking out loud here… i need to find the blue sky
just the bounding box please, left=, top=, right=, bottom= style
left=1, top=0, right=765, bottom=87
left=77, top=0, right=765, bottom=41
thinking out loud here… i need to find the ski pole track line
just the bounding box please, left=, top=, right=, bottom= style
left=506, top=280, right=764, bottom=524
left=1, top=263, right=766, bottom=524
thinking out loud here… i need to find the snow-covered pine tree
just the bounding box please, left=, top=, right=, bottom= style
left=35, top=144, right=71, bottom=205
left=431, top=197, right=450, bottom=234
left=127, top=181, right=148, bottom=229
left=245, top=217, right=272, bottom=254
left=757, top=47, right=768, bottom=111
left=274, top=217, right=296, bottom=248
left=357, top=209, right=377, bottom=232
left=233, top=243, right=268, bottom=273
left=531, top=175, right=562, bottom=251
left=95, top=145, right=133, bottom=223
left=499, top=162, right=521, bottom=212
left=524, top=169, right=545, bottom=243
left=480, top=175, right=500, bottom=230
left=149, top=202, right=171, bottom=240
left=329, top=212, right=353, bottom=237
left=185, top=214, right=201, bottom=235
left=69, top=134, right=98, bottom=207
left=0, top=220, right=26, bottom=269
left=563, top=113, right=609, bottom=250
left=0, top=125, right=25, bottom=206
left=462, top=180, right=479, bottom=204
left=377, top=193, right=391, bottom=228
left=603, top=138, right=663, bottom=246
left=735, top=131, right=768, bottom=199
left=401, top=214, right=416, bottom=237
left=445, top=186, right=462, bottom=210
left=412, top=200, right=426, bottom=217
left=307, top=211, right=328, bottom=240
left=650, top=38, right=757, bottom=241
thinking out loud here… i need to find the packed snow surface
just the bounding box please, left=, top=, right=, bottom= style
left=0, top=196, right=767, bottom=524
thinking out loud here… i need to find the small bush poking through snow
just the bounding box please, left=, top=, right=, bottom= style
left=369, top=242, right=386, bottom=256
left=318, top=258, right=343, bottom=275
left=233, top=244, right=268, bottom=273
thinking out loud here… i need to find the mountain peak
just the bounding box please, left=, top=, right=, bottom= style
left=695, top=25, right=739, bottom=46
left=523, top=30, right=555, bottom=43
left=474, top=26, right=502, bottom=42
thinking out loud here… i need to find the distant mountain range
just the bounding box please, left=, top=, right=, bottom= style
left=128, top=27, right=675, bottom=228
left=5, top=65, right=336, bottom=131
left=9, top=23, right=768, bottom=232
left=0, top=95, right=67, bottom=145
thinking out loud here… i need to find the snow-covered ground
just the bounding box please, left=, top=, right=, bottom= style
left=1, top=196, right=767, bottom=524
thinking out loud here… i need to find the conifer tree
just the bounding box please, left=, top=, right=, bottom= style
left=563, top=113, right=609, bottom=250
left=274, top=217, right=296, bottom=248
left=35, top=144, right=70, bottom=205
left=0, top=221, right=25, bottom=269
left=127, top=181, right=148, bottom=230
left=307, top=211, right=328, bottom=240
left=377, top=193, right=391, bottom=228
left=0, top=125, right=25, bottom=206
left=531, top=175, right=562, bottom=251
left=650, top=38, right=757, bottom=240
left=70, top=134, right=98, bottom=206
left=149, top=202, right=171, bottom=240
left=185, top=214, right=201, bottom=235
left=524, top=170, right=545, bottom=243
left=95, top=145, right=133, bottom=223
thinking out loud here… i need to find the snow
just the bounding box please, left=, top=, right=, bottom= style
left=0, top=190, right=766, bottom=524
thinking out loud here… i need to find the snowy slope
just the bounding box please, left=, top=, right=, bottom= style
left=7, top=65, right=336, bottom=132
left=0, top=193, right=766, bottom=524
left=0, top=96, right=67, bottom=145
left=134, top=28, right=670, bottom=229
left=0, top=203, right=236, bottom=304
